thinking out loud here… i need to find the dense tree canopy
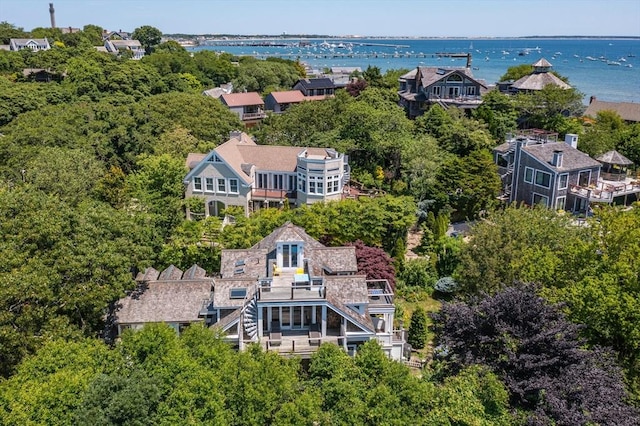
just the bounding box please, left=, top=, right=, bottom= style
left=432, top=286, right=639, bottom=425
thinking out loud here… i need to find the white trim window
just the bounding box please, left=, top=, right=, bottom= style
left=556, top=196, right=566, bottom=210
left=308, top=175, right=324, bottom=194
left=534, top=170, right=551, bottom=188
left=532, top=192, right=549, bottom=207
left=558, top=173, right=568, bottom=190
left=327, top=175, right=341, bottom=194
left=229, top=179, right=239, bottom=194
left=193, top=177, right=202, bottom=191
left=217, top=178, right=226, bottom=193
left=205, top=177, right=215, bottom=193
left=524, top=167, right=534, bottom=184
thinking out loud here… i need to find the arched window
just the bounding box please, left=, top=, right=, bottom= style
left=446, top=74, right=463, bottom=82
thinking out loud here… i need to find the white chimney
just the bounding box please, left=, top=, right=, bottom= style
left=565, top=133, right=578, bottom=149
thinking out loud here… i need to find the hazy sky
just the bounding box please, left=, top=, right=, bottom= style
left=2, top=0, right=639, bottom=37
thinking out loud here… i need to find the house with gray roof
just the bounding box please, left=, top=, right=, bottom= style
left=9, top=38, right=51, bottom=51
left=499, top=58, right=571, bottom=94
left=208, top=222, right=405, bottom=359
left=293, top=78, right=336, bottom=97
left=114, top=264, right=213, bottom=335
left=584, top=96, right=640, bottom=123
left=103, top=39, right=144, bottom=60
left=184, top=131, right=350, bottom=217
left=113, top=223, right=406, bottom=360
left=494, top=130, right=640, bottom=212
left=398, top=65, right=488, bottom=118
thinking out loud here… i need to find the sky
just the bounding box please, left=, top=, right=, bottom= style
left=1, top=0, right=639, bottom=37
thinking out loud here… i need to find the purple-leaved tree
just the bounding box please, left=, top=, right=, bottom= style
left=431, top=285, right=639, bottom=425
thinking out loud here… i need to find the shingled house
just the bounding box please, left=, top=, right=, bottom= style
left=494, top=130, right=640, bottom=212
left=113, top=223, right=406, bottom=360
left=398, top=65, right=488, bottom=118
left=114, top=265, right=213, bottom=335
left=498, top=58, right=571, bottom=94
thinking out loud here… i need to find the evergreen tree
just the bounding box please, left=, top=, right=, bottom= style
left=408, top=307, right=428, bottom=350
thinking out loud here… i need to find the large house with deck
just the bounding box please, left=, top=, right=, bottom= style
left=494, top=130, right=640, bottom=212
left=113, top=223, right=406, bottom=360
left=184, top=131, right=350, bottom=217
left=398, top=64, right=487, bottom=118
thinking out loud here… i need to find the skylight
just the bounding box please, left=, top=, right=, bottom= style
left=230, top=288, right=247, bottom=299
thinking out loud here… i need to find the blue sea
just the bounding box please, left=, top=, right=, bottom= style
left=190, top=38, right=640, bottom=104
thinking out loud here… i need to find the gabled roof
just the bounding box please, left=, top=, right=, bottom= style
left=596, top=150, right=633, bottom=165
left=307, top=246, right=358, bottom=276
left=584, top=99, right=640, bottom=123
left=220, top=92, right=264, bottom=107
left=184, top=132, right=333, bottom=185
left=523, top=142, right=601, bottom=172
left=10, top=38, right=50, bottom=49
left=417, top=67, right=488, bottom=90
left=109, top=39, right=142, bottom=49
left=268, top=90, right=305, bottom=104
left=116, top=263, right=214, bottom=324
left=294, top=78, right=336, bottom=90
left=252, top=221, right=325, bottom=251
left=116, top=279, right=213, bottom=324
left=236, top=145, right=327, bottom=172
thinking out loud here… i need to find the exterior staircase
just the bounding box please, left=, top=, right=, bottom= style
left=242, top=294, right=259, bottom=341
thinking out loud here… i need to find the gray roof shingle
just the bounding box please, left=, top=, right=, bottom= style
left=523, top=142, right=601, bottom=171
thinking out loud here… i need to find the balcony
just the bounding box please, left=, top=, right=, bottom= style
left=366, top=279, right=394, bottom=306
left=570, top=178, right=640, bottom=203
left=251, top=188, right=296, bottom=201
left=257, top=275, right=327, bottom=301
left=241, top=111, right=266, bottom=121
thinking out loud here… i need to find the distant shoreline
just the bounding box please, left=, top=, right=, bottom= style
left=166, top=34, right=640, bottom=41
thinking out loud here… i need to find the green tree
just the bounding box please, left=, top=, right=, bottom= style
left=24, top=146, right=104, bottom=205
left=408, top=307, right=428, bottom=349
left=0, top=339, right=115, bottom=426
left=473, top=90, right=518, bottom=141
left=132, top=25, right=162, bottom=54
left=0, top=189, right=153, bottom=376
left=0, top=21, right=27, bottom=44
left=499, top=63, right=534, bottom=81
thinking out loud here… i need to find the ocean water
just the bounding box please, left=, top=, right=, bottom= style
left=190, top=38, right=640, bottom=103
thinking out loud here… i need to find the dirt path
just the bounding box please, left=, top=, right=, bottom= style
left=405, top=228, right=423, bottom=260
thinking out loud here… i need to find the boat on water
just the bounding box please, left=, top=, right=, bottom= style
left=585, top=56, right=597, bottom=61
left=607, top=61, right=621, bottom=66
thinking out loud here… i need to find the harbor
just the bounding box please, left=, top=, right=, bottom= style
left=187, top=37, right=640, bottom=103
